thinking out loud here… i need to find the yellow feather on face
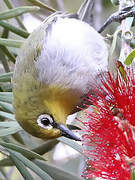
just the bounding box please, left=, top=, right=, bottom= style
left=43, top=86, right=81, bottom=124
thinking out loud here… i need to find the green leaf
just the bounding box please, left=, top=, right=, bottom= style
left=0, top=92, right=13, bottom=103
left=0, top=140, right=58, bottom=167
left=34, top=139, right=58, bottom=155
left=0, top=48, right=10, bottom=72
left=4, top=0, right=27, bottom=30
left=0, top=101, right=13, bottom=113
left=0, top=111, right=15, bottom=120
left=7, top=150, right=53, bottom=180
left=0, top=157, right=13, bottom=166
left=116, top=60, right=127, bottom=82
left=0, top=45, right=16, bottom=63
left=0, top=126, right=22, bottom=137
left=0, top=141, right=45, bottom=161
left=0, top=6, right=40, bottom=20
left=57, top=137, right=83, bottom=155
left=0, top=121, right=18, bottom=127
left=9, top=154, right=35, bottom=180
left=12, top=132, right=25, bottom=145
left=0, top=83, right=12, bottom=92
left=124, top=49, right=135, bottom=65
left=0, top=38, right=24, bottom=48
left=132, top=169, right=135, bottom=180
left=34, top=160, right=84, bottom=180
left=0, top=20, right=29, bottom=38
left=0, top=72, right=13, bottom=82
left=26, top=0, right=56, bottom=12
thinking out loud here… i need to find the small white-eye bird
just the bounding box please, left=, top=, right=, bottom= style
left=12, top=13, right=108, bottom=140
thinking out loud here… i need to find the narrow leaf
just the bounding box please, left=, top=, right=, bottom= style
left=0, top=121, right=18, bottom=127
left=0, top=111, right=15, bottom=120
left=0, top=48, right=10, bottom=72
left=0, top=45, right=16, bottom=63
left=0, top=92, right=13, bottom=103
left=0, top=101, right=14, bottom=113
left=35, top=160, right=84, bottom=180
left=116, top=61, right=127, bottom=82
left=0, top=38, right=24, bottom=48
left=124, top=49, right=135, bottom=65
left=57, top=137, right=83, bottom=155
left=0, top=140, right=58, bottom=166
left=34, top=139, right=58, bottom=155
left=7, top=150, right=53, bottom=180
left=0, top=126, right=22, bottom=137
left=27, top=0, right=56, bottom=12
left=4, top=0, right=27, bottom=30
left=0, top=20, right=29, bottom=38
left=0, top=157, right=13, bottom=166
left=10, top=154, right=35, bottom=180
left=0, top=72, right=13, bottom=82
left=0, top=141, right=45, bottom=161
left=0, top=6, right=40, bottom=20
left=132, top=169, right=135, bottom=180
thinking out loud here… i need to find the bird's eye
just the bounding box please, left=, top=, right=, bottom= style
left=37, top=114, right=53, bottom=130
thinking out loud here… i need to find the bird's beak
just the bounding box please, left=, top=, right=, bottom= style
left=58, top=124, right=81, bottom=141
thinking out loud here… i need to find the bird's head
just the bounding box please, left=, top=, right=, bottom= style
left=13, top=82, right=80, bottom=141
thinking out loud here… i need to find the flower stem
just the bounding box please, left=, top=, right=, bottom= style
left=119, top=0, right=134, bottom=62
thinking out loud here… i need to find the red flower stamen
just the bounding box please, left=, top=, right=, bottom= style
left=81, top=68, right=135, bottom=179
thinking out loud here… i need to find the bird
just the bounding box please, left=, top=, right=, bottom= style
left=12, top=12, right=108, bottom=141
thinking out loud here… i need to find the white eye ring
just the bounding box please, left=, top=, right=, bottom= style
left=37, top=114, right=53, bottom=130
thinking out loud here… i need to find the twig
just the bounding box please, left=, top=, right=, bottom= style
left=98, top=4, right=135, bottom=33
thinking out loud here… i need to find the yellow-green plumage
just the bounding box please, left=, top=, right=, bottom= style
left=12, top=13, right=108, bottom=139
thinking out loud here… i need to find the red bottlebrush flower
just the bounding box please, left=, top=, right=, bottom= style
left=81, top=67, right=135, bottom=180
